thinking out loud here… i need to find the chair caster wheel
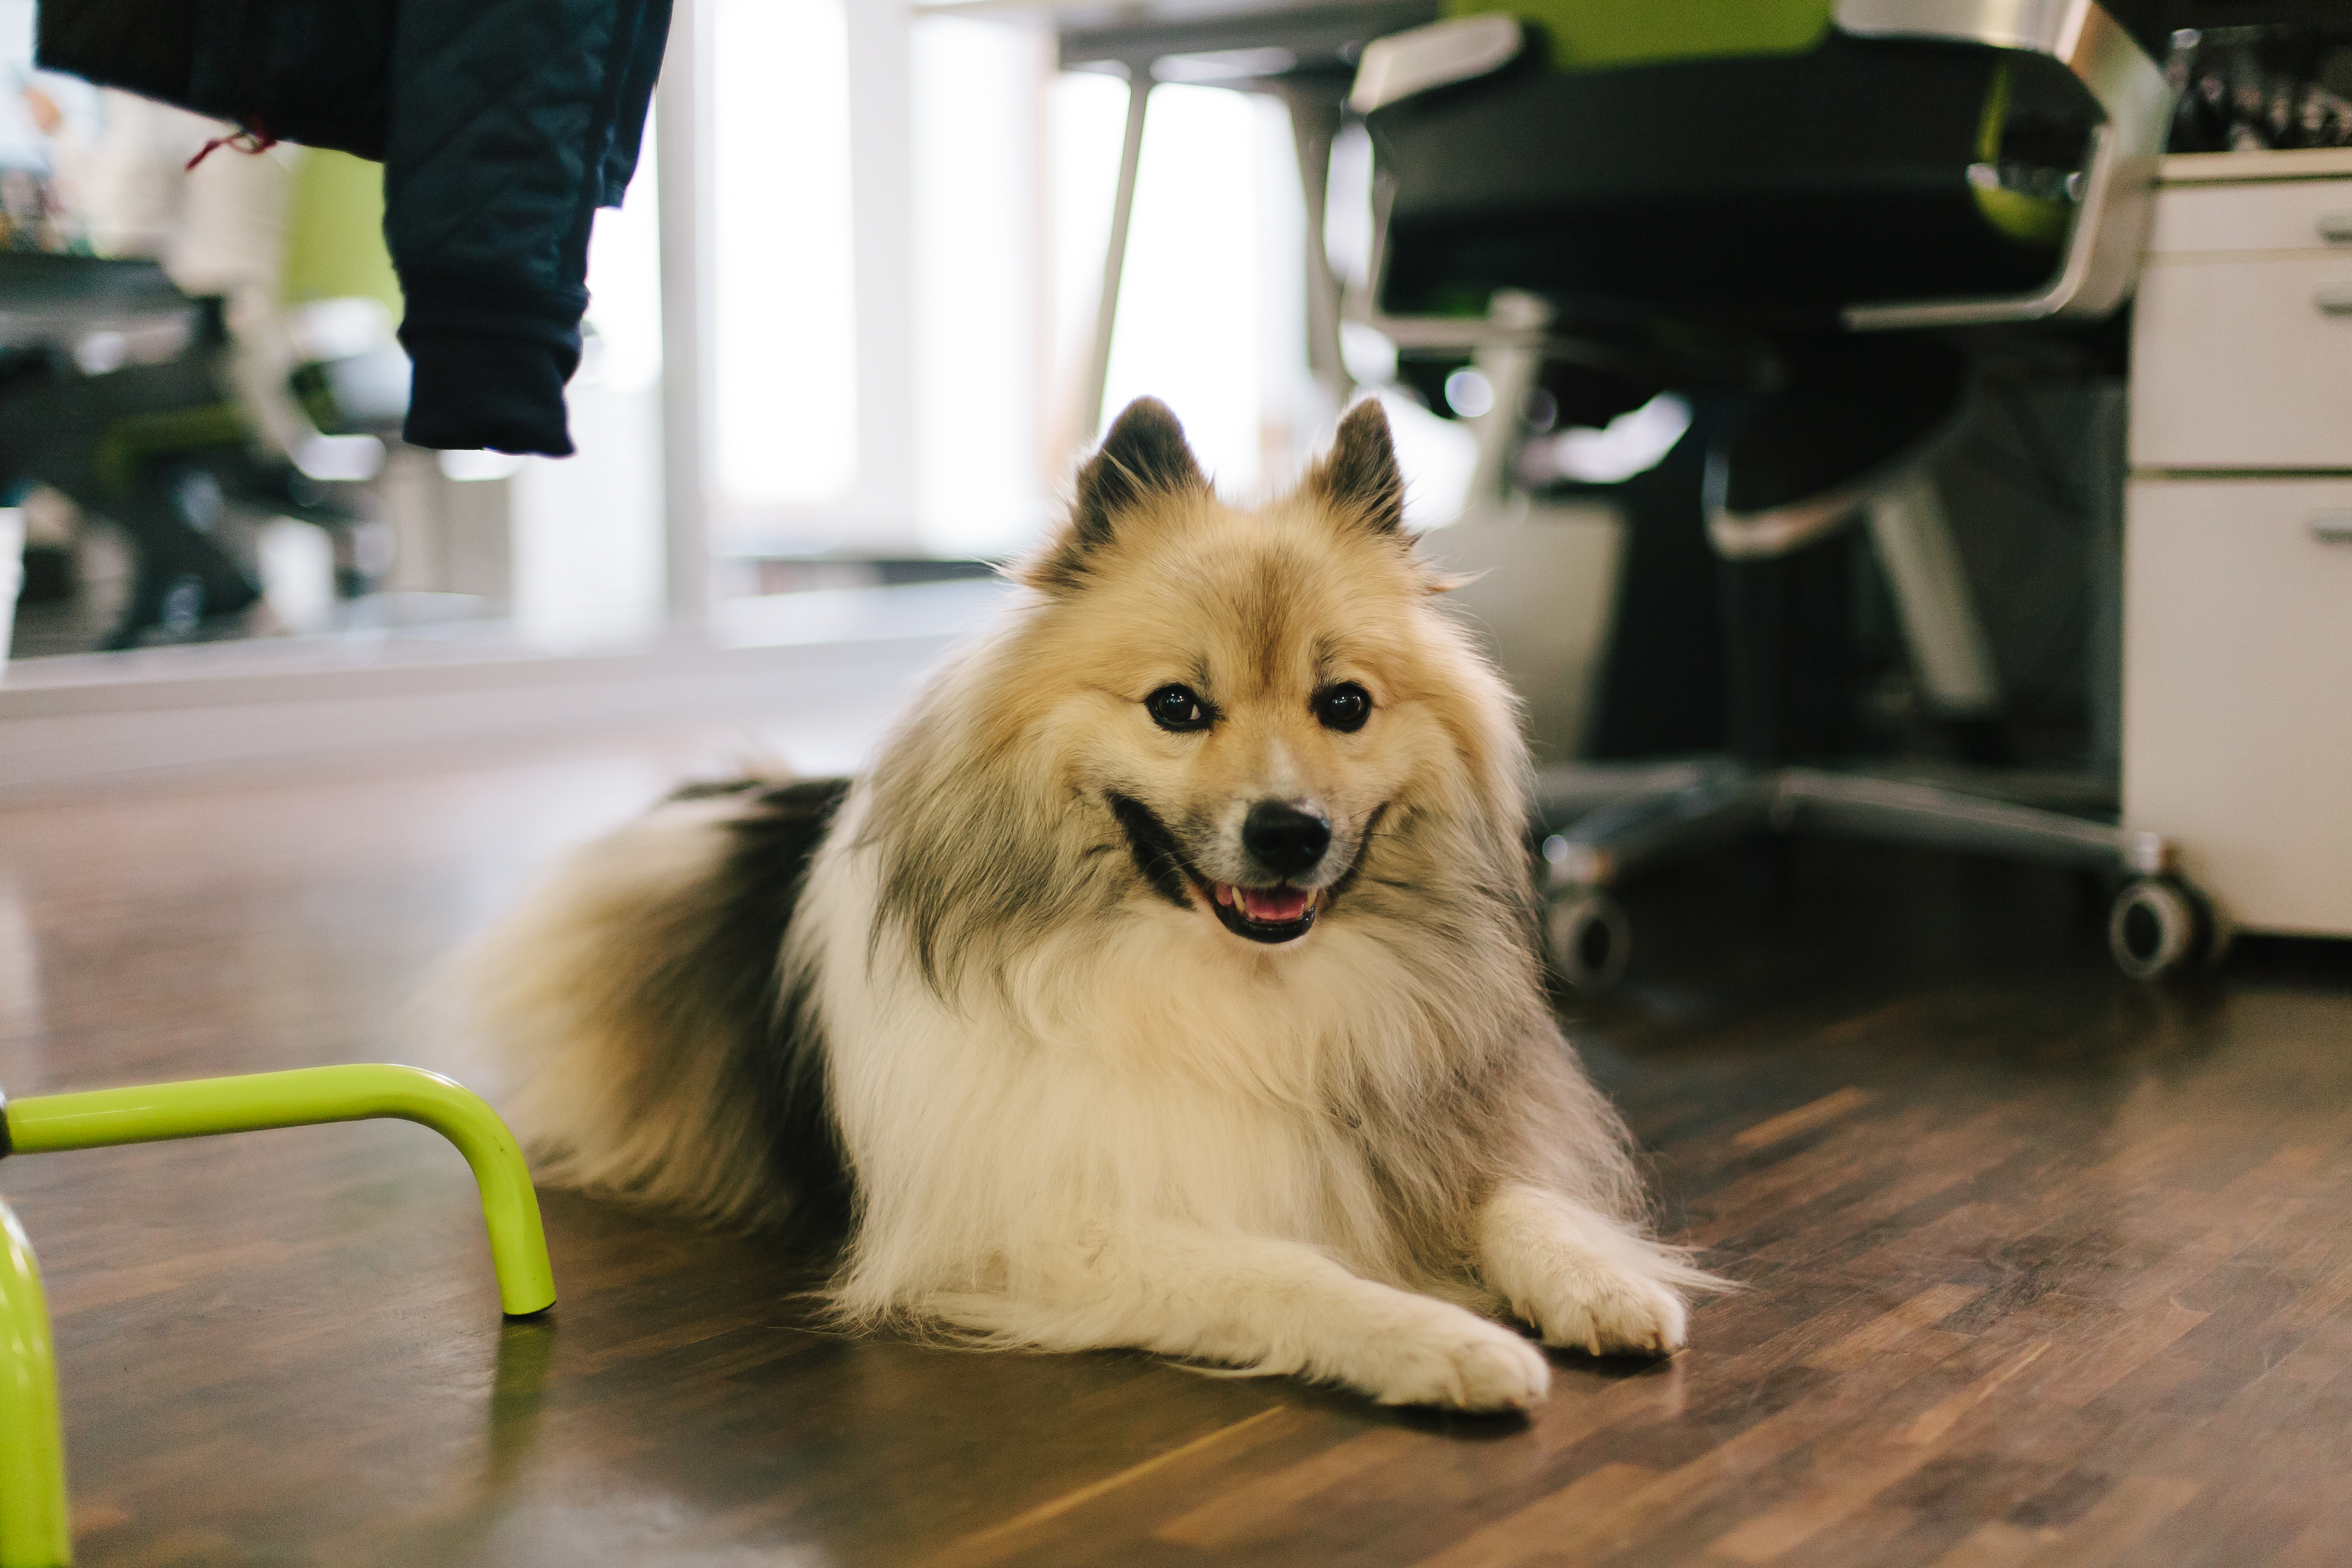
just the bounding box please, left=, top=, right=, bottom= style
left=1548, top=890, right=1631, bottom=993
left=2108, top=876, right=2226, bottom=981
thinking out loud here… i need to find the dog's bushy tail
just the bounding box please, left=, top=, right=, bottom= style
left=458, top=777, right=853, bottom=1235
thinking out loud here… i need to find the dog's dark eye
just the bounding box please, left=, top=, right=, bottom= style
left=1146, top=684, right=1212, bottom=732
left=1314, top=682, right=1371, bottom=733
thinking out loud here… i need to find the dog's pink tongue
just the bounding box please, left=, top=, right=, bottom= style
left=1236, top=886, right=1312, bottom=923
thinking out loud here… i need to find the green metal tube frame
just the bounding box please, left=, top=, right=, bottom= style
left=0, top=1201, right=68, bottom=1568
left=0, top=1065, right=554, bottom=1567
left=4, top=1065, right=554, bottom=1317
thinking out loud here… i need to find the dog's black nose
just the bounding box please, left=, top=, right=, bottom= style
left=1243, top=801, right=1331, bottom=878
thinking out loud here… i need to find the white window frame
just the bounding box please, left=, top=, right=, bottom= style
left=656, top=0, right=922, bottom=636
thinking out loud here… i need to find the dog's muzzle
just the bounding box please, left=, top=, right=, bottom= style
left=1106, top=792, right=1341, bottom=946
left=1201, top=800, right=1331, bottom=943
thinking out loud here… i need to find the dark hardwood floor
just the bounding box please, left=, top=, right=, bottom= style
left=2, top=738, right=2347, bottom=1566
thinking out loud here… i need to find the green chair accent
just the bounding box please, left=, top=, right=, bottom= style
left=1445, top=0, right=1832, bottom=72
left=0, top=1065, right=554, bottom=1568
left=0, top=1205, right=66, bottom=1568
left=279, top=149, right=404, bottom=320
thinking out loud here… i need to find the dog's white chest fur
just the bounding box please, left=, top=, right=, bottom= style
left=805, top=832, right=1416, bottom=1309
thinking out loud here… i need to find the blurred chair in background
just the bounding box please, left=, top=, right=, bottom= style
left=1354, top=0, right=2216, bottom=985
left=0, top=125, right=411, bottom=651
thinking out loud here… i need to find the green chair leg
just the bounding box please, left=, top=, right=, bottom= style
left=0, top=1200, right=71, bottom=1568
left=0, top=1066, right=551, bottom=1564
left=3, top=1066, right=555, bottom=1317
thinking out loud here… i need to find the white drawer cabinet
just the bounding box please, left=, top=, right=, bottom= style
left=2131, top=255, right=2352, bottom=470
left=2122, top=480, right=2352, bottom=935
left=2146, top=179, right=2352, bottom=255
left=2126, top=162, right=2352, bottom=939
left=2126, top=484, right=2352, bottom=940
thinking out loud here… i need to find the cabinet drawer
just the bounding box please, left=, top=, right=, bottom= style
left=2123, top=478, right=2352, bottom=935
left=2147, top=177, right=2352, bottom=256
left=2131, top=255, right=2352, bottom=470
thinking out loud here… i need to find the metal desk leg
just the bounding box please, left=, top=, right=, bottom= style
left=1276, top=80, right=1350, bottom=408
left=1082, top=61, right=1154, bottom=438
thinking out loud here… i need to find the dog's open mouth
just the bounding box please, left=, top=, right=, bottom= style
left=1208, top=881, right=1318, bottom=944
left=1104, top=791, right=1359, bottom=948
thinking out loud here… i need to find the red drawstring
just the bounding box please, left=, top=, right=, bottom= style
left=186, top=122, right=278, bottom=172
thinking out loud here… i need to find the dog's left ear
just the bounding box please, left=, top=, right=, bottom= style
left=1305, top=398, right=1405, bottom=538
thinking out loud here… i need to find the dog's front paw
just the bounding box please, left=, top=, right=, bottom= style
left=1519, top=1259, right=1688, bottom=1357
left=1480, top=1188, right=1705, bottom=1359
left=1363, top=1307, right=1551, bottom=1411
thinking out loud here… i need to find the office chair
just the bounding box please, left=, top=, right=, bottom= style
left=1350, top=0, right=2220, bottom=986
left=0, top=261, right=271, bottom=646
left=0, top=262, right=394, bottom=649
left=0, top=150, right=406, bottom=651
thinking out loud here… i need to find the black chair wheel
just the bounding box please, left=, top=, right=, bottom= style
left=1548, top=890, right=1632, bottom=993
left=2108, top=876, right=2224, bottom=981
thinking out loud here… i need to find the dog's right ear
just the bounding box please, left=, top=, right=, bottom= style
left=1021, top=397, right=1208, bottom=592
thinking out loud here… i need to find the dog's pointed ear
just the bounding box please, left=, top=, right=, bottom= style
left=1082, top=396, right=1208, bottom=515
left=1305, top=398, right=1406, bottom=537
left=1021, top=398, right=1208, bottom=592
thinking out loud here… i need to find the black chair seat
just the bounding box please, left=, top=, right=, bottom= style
left=1366, top=35, right=2085, bottom=326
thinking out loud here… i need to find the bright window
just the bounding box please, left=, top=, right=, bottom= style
left=911, top=17, right=1046, bottom=558
left=709, top=0, right=859, bottom=514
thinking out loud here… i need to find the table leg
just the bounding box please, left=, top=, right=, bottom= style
left=1082, top=64, right=1154, bottom=439
left=1277, top=81, right=1350, bottom=407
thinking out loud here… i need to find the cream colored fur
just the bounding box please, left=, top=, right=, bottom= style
left=460, top=799, right=794, bottom=1227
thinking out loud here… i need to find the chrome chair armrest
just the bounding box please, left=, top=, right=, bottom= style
left=1833, top=0, right=2174, bottom=326
left=1349, top=13, right=1523, bottom=115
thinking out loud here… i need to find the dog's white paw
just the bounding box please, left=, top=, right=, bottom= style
left=1480, top=1188, right=1703, bottom=1359
left=1519, top=1259, right=1688, bottom=1357
left=1362, top=1307, right=1552, bottom=1411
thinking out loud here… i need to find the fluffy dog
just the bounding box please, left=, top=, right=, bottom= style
left=467, top=396, right=1714, bottom=1410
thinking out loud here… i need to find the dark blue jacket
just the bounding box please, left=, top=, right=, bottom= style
left=35, top=0, right=671, bottom=456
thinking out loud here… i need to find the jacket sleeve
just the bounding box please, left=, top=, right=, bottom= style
left=36, top=0, right=395, bottom=160
left=384, top=0, right=670, bottom=455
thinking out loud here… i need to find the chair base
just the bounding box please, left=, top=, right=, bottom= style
left=1531, top=759, right=2224, bottom=991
